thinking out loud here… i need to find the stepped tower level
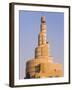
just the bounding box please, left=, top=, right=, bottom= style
left=35, top=16, right=49, bottom=59
left=25, top=16, right=63, bottom=79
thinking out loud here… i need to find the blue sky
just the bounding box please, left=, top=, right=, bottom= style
left=19, top=10, right=64, bottom=79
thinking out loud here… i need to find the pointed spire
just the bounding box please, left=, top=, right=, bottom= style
left=41, top=16, right=46, bottom=33
left=38, top=16, right=47, bottom=46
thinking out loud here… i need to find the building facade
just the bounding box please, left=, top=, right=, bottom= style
left=25, top=16, right=63, bottom=79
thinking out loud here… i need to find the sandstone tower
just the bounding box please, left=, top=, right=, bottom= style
left=25, top=16, right=63, bottom=79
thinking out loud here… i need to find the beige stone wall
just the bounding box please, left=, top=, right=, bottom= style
left=35, top=44, right=49, bottom=58
left=26, top=58, right=62, bottom=78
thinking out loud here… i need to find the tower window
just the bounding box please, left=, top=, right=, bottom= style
left=55, top=76, right=59, bottom=77
left=42, top=21, right=45, bottom=23
left=35, top=64, right=40, bottom=73
left=49, top=76, right=53, bottom=78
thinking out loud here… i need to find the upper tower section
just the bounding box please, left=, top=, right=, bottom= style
left=38, top=16, right=47, bottom=46
left=41, top=16, right=46, bottom=33
left=35, top=16, right=51, bottom=59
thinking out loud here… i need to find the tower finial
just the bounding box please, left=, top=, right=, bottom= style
left=41, top=16, right=46, bottom=23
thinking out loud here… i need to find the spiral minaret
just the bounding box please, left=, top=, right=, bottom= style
left=25, top=16, right=63, bottom=79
